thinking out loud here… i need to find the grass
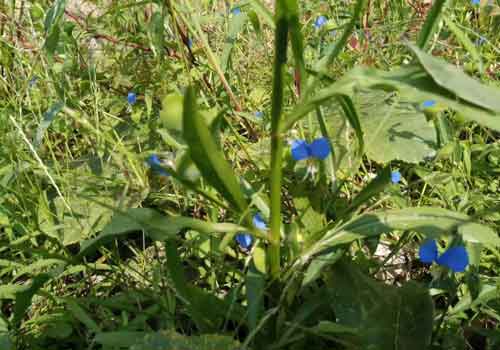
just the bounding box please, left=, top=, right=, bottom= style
left=1, top=0, right=500, bottom=349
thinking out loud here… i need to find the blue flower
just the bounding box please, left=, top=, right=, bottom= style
left=235, top=233, right=253, bottom=250
left=314, top=15, right=327, bottom=29
left=254, top=111, right=263, bottom=118
left=391, top=170, right=401, bottom=184
left=231, top=7, right=241, bottom=15
left=422, top=100, right=436, bottom=109
left=291, top=137, right=331, bottom=161
left=252, top=213, right=267, bottom=230
left=187, top=38, right=193, bottom=49
left=147, top=154, right=170, bottom=176
left=419, top=239, right=469, bottom=272
left=235, top=213, right=268, bottom=250
left=29, top=76, right=38, bottom=88
left=475, top=36, right=486, bottom=46
left=471, top=0, right=480, bottom=5
left=127, top=92, right=137, bottom=105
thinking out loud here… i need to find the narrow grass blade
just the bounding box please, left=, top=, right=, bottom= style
left=416, top=0, right=447, bottom=49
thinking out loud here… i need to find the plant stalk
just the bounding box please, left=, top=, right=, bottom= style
left=269, top=1, right=289, bottom=278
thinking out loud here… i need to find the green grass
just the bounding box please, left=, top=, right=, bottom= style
left=1, top=0, right=500, bottom=349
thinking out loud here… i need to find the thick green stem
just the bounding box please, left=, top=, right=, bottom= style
left=269, top=2, right=289, bottom=278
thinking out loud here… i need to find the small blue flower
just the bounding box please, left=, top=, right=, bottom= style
left=187, top=38, right=193, bottom=49
left=314, top=15, right=327, bottom=29
left=391, top=170, right=401, bottom=184
left=419, top=239, right=469, bottom=272
left=231, top=7, right=241, bottom=15
left=147, top=154, right=170, bottom=176
left=29, top=76, right=38, bottom=88
left=254, top=111, right=263, bottom=118
left=291, top=137, right=331, bottom=161
left=475, top=36, right=486, bottom=46
left=252, top=213, right=267, bottom=230
left=235, top=213, right=267, bottom=250
left=422, top=100, right=436, bottom=109
left=127, top=92, right=137, bottom=105
left=235, top=233, right=253, bottom=250
left=471, top=0, right=480, bottom=5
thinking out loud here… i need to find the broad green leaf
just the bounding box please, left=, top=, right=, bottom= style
left=160, top=93, right=184, bottom=133
left=285, top=64, right=500, bottom=133
left=449, top=282, right=499, bottom=315
left=308, top=207, right=496, bottom=258
left=131, top=330, right=240, bottom=350
left=79, top=208, right=246, bottom=257
left=13, top=274, right=51, bottom=325
left=457, top=223, right=500, bottom=246
left=95, top=332, right=147, bottom=348
left=356, top=91, right=437, bottom=163
left=408, top=43, right=500, bottom=112
left=39, top=193, right=114, bottom=246
left=182, top=87, right=248, bottom=212
left=326, top=261, right=433, bottom=350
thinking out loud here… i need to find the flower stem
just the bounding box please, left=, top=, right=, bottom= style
left=269, top=1, right=289, bottom=278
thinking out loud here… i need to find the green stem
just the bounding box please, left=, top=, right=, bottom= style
left=269, top=1, right=289, bottom=278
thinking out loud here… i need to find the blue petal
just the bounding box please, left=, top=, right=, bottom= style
left=291, top=139, right=311, bottom=161
left=471, top=0, right=480, bottom=5
left=422, top=100, right=436, bottom=109
left=253, top=213, right=267, bottom=230
left=436, top=246, right=469, bottom=272
left=419, top=239, right=438, bottom=264
left=235, top=233, right=253, bottom=249
left=309, top=137, right=331, bottom=160
left=231, top=7, right=241, bottom=15
left=147, top=154, right=170, bottom=176
left=127, top=92, right=137, bottom=105
left=314, top=16, right=327, bottom=29
left=254, top=111, right=263, bottom=118
left=391, top=170, right=401, bottom=184
left=187, top=38, right=193, bottom=49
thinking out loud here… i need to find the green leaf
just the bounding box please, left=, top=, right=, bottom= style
left=131, top=330, right=240, bottom=350
left=356, top=91, right=437, bottom=163
left=43, top=0, right=67, bottom=56
left=457, top=223, right=500, bottom=246
left=13, top=274, right=51, bottom=325
left=443, top=16, right=483, bottom=73
left=302, top=250, right=343, bottom=287
left=246, top=261, right=266, bottom=332
left=286, top=64, right=500, bottom=133
left=336, top=95, right=364, bottom=157
left=408, top=43, right=500, bottom=112
left=95, top=332, right=147, bottom=348
left=326, top=261, right=433, bottom=350
left=416, top=0, right=447, bottom=49
left=339, top=165, right=391, bottom=218
left=309, top=207, right=496, bottom=258
left=182, top=87, right=248, bottom=212
left=247, top=0, right=275, bottom=29
left=35, top=102, right=64, bottom=147
left=79, top=208, right=246, bottom=257
left=221, top=12, right=248, bottom=72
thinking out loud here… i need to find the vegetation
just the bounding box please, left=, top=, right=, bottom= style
left=1, top=0, right=500, bottom=349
